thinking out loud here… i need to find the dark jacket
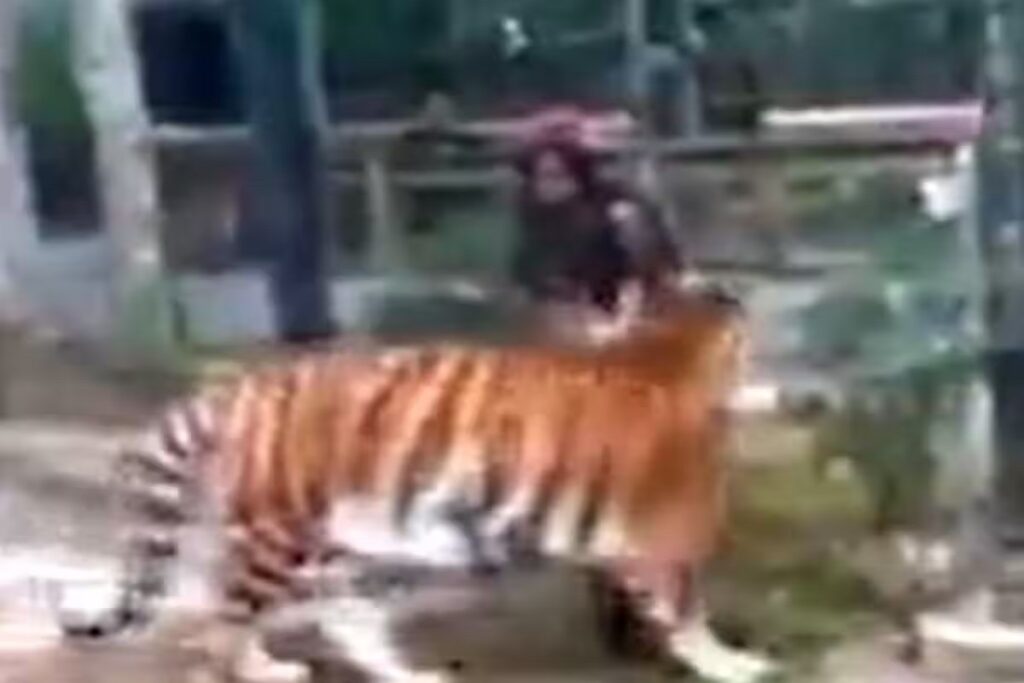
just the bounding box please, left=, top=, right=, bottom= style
left=513, top=182, right=682, bottom=311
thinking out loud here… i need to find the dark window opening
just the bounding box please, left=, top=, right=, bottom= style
left=14, top=0, right=102, bottom=240
left=25, top=125, right=102, bottom=240
left=132, top=3, right=242, bottom=125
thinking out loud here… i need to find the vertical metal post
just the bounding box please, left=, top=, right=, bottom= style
left=677, top=0, right=702, bottom=139
left=230, top=0, right=334, bottom=343
left=623, top=0, right=663, bottom=207
left=363, top=145, right=405, bottom=274
left=983, top=0, right=1024, bottom=540
left=624, top=0, right=649, bottom=127
left=937, top=146, right=999, bottom=614
left=971, top=0, right=1024, bottom=625
left=917, top=7, right=1024, bottom=652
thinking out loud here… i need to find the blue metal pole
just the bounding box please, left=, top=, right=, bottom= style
left=229, top=0, right=334, bottom=343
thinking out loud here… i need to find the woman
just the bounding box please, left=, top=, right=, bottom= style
left=511, top=121, right=684, bottom=320
left=512, top=121, right=694, bottom=658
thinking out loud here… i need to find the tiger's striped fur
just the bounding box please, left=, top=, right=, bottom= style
left=58, top=283, right=776, bottom=683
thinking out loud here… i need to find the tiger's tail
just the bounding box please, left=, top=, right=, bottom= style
left=59, top=396, right=215, bottom=639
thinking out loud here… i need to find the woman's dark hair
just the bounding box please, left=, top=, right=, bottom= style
left=513, top=137, right=604, bottom=201
left=510, top=124, right=684, bottom=309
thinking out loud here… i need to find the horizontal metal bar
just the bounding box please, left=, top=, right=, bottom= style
left=149, top=122, right=970, bottom=160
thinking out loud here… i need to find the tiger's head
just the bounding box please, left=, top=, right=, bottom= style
left=588, top=273, right=749, bottom=390
left=645, top=272, right=746, bottom=323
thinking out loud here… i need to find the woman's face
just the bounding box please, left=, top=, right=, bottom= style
left=531, top=151, right=580, bottom=205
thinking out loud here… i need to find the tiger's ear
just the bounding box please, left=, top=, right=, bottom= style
left=674, top=270, right=746, bottom=314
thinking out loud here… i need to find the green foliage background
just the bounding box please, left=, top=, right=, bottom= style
left=794, top=170, right=982, bottom=531
left=317, top=0, right=982, bottom=111
left=14, top=0, right=88, bottom=135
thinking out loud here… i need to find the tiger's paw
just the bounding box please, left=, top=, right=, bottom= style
left=696, top=650, right=776, bottom=683
left=233, top=658, right=309, bottom=683
left=393, top=672, right=453, bottom=683
left=667, top=626, right=777, bottom=683
left=232, top=635, right=310, bottom=683
left=181, top=623, right=309, bottom=683
left=675, top=648, right=777, bottom=683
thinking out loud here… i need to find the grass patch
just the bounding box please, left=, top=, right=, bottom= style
left=708, top=422, right=887, bottom=678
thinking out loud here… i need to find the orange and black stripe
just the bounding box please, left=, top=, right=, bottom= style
left=61, top=283, right=747, bottom=641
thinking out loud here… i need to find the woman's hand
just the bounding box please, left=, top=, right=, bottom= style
left=609, top=201, right=646, bottom=251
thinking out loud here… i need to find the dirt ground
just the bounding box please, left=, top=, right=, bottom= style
left=0, top=415, right=972, bottom=683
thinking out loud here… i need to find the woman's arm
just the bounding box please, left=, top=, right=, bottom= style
left=608, top=196, right=686, bottom=284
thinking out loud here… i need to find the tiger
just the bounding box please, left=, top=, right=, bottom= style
left=56, top=279, right=777, bottom=683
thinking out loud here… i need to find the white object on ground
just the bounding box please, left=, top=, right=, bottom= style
left=0, top=548, right=116, bottom=653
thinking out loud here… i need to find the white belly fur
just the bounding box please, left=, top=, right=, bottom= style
left=325, top=498, right=475, bottom=568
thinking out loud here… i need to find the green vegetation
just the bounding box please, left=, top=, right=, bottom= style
left=316, top=0, right=980, bottom=113
left=14, top=0, right=84, bottom=133
left=790, top=162, right=981, bottom=535
left=710, top=421, right=885, bottom=679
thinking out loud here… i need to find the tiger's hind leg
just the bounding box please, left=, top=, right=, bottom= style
left=203, top=519, right=321, bottom=683
left=294, top=550, right=453, bottom=683
left=605, top=563, right=777, bottom=683
left=226, top=520, right=450, bottom=683
left=314, top=592, right=451, bottom=683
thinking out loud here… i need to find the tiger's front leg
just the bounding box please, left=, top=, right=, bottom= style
left=182, top=620, right=310, bottom=683
left=192, top=519, right=316, bottom=683
left=609, top=562, right=777, bottom=683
